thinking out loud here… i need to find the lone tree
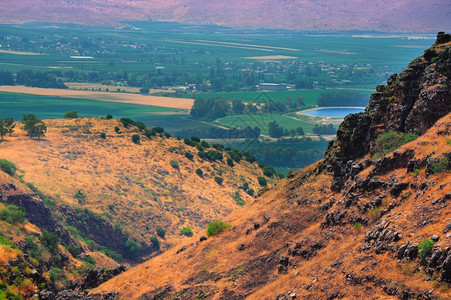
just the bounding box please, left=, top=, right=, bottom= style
left=21, top=114, right=47, bottom=139
left=0, top=117, right=15, bottom=140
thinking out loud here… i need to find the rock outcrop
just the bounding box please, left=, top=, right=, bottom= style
left=321, top=32, right=451, bottom=190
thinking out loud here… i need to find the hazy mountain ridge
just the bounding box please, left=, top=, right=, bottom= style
left=1, top=0, right=450, bottom=32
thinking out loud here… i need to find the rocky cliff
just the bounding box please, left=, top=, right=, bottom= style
left=322, top=31, right=451, bottom=191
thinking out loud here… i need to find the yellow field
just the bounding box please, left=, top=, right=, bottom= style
left=0, top=86, right=194, bottom=109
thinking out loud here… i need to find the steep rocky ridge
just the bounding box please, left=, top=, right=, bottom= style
left=322, top=32, right=451, bottom=190
left=91, top=34, right=451, bottom=299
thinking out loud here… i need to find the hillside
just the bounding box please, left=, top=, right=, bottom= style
left=91, top=33, right=451, bottom=299
left=0, top=115, right=276, bottom=296
left=1, top=0, right=450, bottom=32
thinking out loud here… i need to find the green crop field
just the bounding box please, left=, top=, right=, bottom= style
left=0, top=92, right=219, bottom=134
left=214, top=113, right=330, bottom=135
left=197, top=88, right=373, bottom=106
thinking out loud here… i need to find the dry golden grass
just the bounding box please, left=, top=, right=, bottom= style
left=0, top=245, right=20, bottom=264
left=92, top=113, right=451, bottom=299
left=0, top=117, right=272, bottom=252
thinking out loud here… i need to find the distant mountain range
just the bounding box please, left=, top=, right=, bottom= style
left=2, top=0, right=450, bottom=32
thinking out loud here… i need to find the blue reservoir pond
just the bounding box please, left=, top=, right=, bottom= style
left=302, top=107, right=365, bottom=117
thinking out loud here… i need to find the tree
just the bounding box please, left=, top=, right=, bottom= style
left=123, top=238, right=141, bottom=259
left=21, top=114, right=46, bottom=139
left=132, top=134, right=140, bottom=144
left=268, top=121, right=284, bottom=138
left=64, top=110, right=78, bottom=119
left=0, top=117, right=15, bottom=140
left=150, top=236, right=160, bottom=250
left=156, top=226, right=166, bottom=238
left=40, top=231, right=60, bottom=254
left=296, top=126, right=304, bottom=136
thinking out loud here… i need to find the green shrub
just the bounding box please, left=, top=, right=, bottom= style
left=227, top=158, right=234, bottom=167
left=66, top=245, right=82, bottom=258
left=26, top=182, right=46, bottom=199
left=152, top=126, right=164, bottom=134
left=64, top=110, right=78, bottom=119
left=246, top=188, right=255, bottom=196
left=184, top=138, right=196, bottom=147
left=263, top=167, right=276, bottom=177
left=229, top=149, right=243, bottom=162
left=411, top=168, right=420, bottom=177
left=200, top=140, right=210, bottom=148
left=156, top=226, right=166, bottom=238
left=134, top=122, right=146, bottom=131
left=430, top=157, right=449, bottom=174
left=149, top=236, right=160, bottom=250
left=170, top=160, right=179, bottom=169
left=242, top=182, right=249, bottom=191
left=82, top=255, right=96, bottom=266
left=114, top=126, right=120, bottom=133
left=123, top=238, right=141, bottom=260
left=0, top=159, right=17, bottom=176
left=0, top=205, right=26, bottom=224
left=180, top=227, right=193, bottom=237
left=132, top=134, right=141, bottom=144
left=368, top=207, right=381, bottom=222
left=353, top=222, right=362, bottom=230
left=233, top=192, right=245, bottom=206
left=206, top=220, right=230, bottom=237
left=196, top=168, right=203, bottom=177
left=49, top=266, right=63, bottom=282
left=40, top=231, right=59, bottom=254
left=164, top=132, right=171, bottom=138
left=98, top=246, right=123, bottom=262
left=418, top=239, right=436, bottom=265
left=106, top=114, right=113, bottom=119
left=100, top=132, right=106, bottom=139
left=185, top=152, right=194, bottom=160
left=214, top=176, right=223, bottom=185
left=120, top=117, right=134, bottom=128
left=373, top=131, right=418, bottom=157
left=42, top=198, right=56, bottom=209
left=74, top=190, right=87, bottom=205
left=257, top=176, right=267, bottom=186
left=191, top=136, right=201, bottom=143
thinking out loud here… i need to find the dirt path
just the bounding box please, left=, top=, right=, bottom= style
left=0, top=86, right=194, bottom=110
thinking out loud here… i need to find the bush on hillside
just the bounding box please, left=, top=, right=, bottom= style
left=0, top=205, right=26, bottom=224
left=132, top=134, right=140, bottom=144
left=180, top=227, right=193, bottom=237
left=373, top=131, right=418, bottom=158
left=149, top=236, right=160, bottom=250
left=257, top=176, right=267, bottom=186
left=64, top=110, right=78, bottom=119
left=214, top=176, right=223, bottom=185
left=123, top=238, right=141, bottom=259
left=206, top=220, right=230, bottom=237
left=0, top=159, right=17, bottom=176
left=418, top=239, right=436, bottom=265
left=196, top=168, right=203, bottom=177
left=156, top=226, right=166, bottom=238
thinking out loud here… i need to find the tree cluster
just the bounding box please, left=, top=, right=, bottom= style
left=317, top=91, right=368, bottom=107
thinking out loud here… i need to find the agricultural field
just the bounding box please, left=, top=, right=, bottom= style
left=0, top=21, right=434, bottom=173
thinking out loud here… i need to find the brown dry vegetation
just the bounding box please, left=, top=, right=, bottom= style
left=0, top=117, right=273, bottom=251
left=92, top=113, right=451, bottom=299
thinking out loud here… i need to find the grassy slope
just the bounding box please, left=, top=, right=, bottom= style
left=93, top=113, right=451, bottom=299
left=0, top=117, right=274, bottom=252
